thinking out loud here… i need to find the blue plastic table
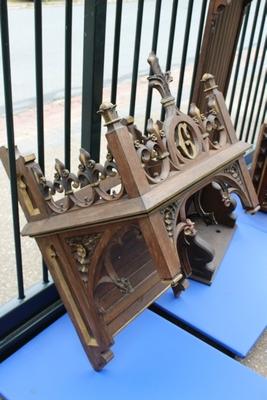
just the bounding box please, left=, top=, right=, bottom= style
left=156, top=204, right=267, bottom=357
left=0, top=311, right=267, bottom=400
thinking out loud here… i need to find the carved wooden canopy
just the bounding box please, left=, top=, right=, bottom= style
left=0, top=52, right=259, bottom=371
left=18, top=52, right=258, bottom=238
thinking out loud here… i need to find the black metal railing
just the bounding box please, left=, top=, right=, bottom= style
left=34, top=0, right=49, bottom=285
left=111, top=0, right=123, bottom=105
left=0, top=0, right=25, bottom=301
left=227, top=0, right=267, bottom=144
left=129, top=0, right=144, bottom=118
left=0, top=0, right=265, bottom=359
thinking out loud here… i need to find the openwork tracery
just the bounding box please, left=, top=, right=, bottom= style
left=124, top=53, right=230, bottom=182
left=33, top=148, right=124, bottom=214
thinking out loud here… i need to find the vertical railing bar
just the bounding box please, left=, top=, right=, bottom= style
left=111, top=0, right=123, bottom=104
left=251, top=70, right=267, bottom=143
left=176, top=0, right=194, bottom=109
left=34, top=0, right=45, bottom=173
left=129, top=0, right=144, bottom=117
left=34, top=0, right=49, bottom=283
left=0, top=0, right=25, bottom=299
left=144, top=0, right=162, bottom=132
left=242, top=0, right=267, bottom=142
left=234, top=0, right=261, bottom=129
left=64, top=0, right=73, bottom=170
left=188, top=0, right=208, bottom=108
left=228, top=4, right=251, bottom=115
left=81, top=1, right=107, bottom=161
left=245, top=37, right=267, bottom=142
left=166, top=0, right=179, bottom=71
left=160, top=0, right=179, bottom=121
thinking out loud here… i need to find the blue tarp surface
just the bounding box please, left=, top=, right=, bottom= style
left=1, top=311, right=267, bottom=400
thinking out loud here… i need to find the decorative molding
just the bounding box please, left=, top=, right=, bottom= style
left=161, top=201, right=180, bottom=238
left=17, top=176, right=41, bottom=217
left=224, top=161, right=244, bottom=188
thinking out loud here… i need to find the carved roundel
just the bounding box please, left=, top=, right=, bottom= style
left=166, top=114, right=203, bottom=167
left=174, top=122, right=197, bottom=160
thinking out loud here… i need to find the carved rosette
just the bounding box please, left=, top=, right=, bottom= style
left=66, top=233, right=102, bottom=285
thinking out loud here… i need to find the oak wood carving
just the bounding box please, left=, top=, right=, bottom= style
left=0, top=53, right=259, bottom=370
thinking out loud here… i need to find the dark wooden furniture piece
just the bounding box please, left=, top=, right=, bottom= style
left=0, top=53, right=258, bottom=370
left=193, top=0, right=251, bottom=110
left=251, top=124, right=267, bottom=211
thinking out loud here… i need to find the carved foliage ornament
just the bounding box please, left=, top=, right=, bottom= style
left=66, top=233, right=102, bottom=285
left=33, top=148, right=124, bottom=214
left=33, top=53, right=231, bottom=205
left=223, top=162, right=244, bottom=188
left=123, top=53, right=229, bottom=182
left=161, top=201, right=180, bottom=238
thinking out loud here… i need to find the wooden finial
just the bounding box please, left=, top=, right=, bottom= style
left=201, top=73, right=218, bottom=92
left=98, top=102, right=121, bottom=126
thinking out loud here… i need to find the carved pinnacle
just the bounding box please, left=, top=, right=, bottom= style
left=201, top=73, right=218, bottom=93
left=98, top=102, right=121, bottom=127
left=147, top=52, right=175, bottom=107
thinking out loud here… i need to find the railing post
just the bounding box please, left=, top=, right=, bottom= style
left=192, top=0, right=252, bottom=111
left=81, top=0, right=107, bottom=161
left=0, top=0, right=25, bottom=299
left=34, top=0, right=49, bottom=284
